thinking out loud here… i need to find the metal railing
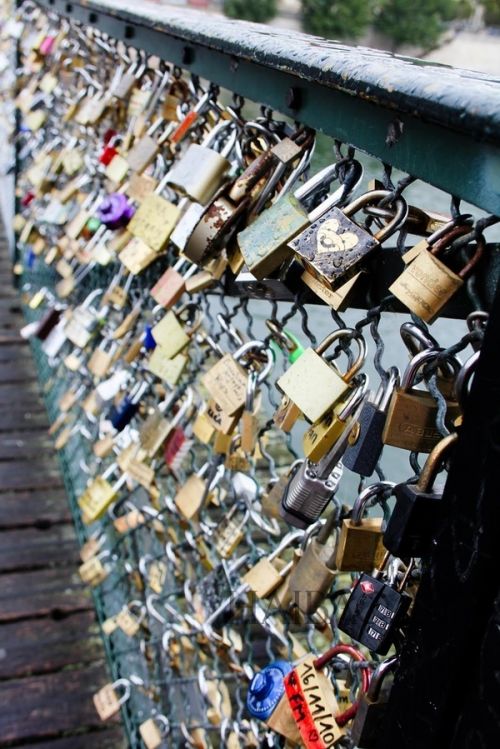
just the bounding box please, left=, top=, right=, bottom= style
left=6, top=1, right=500, bottom=747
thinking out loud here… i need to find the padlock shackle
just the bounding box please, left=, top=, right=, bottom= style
left=416, top=432, right=458, bottom=492
left=400, top=322, right=458, bottom=381
left=401, top=348, right=454, bottom=390
left=343, top=189, right=408, bottom=242
left=351, top=481, right=396, bottom=525
left=314, top=328, right=367, bottom=384
left=374, top=366, right=399, bottom=412
left=366, top=656, right=398, bottom=701
left=313, top=643, right=371, bottom=726
left=454, top=350, right=480, bottom=410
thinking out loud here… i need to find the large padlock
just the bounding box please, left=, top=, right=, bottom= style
left=291, top=188, right=407, bottom=290
left=390, top=226, right=484, bottom=323
left=382, top=349, right=461, bottom=453
left=166, top=120, right=238, bottom=205
left=349, top=657, right=398, bottom=748
left=335, top=482, right=392, bottom=572
left=343, top=367, right=399, bottom=476
left=237, top=162, right=353, bottom=279
left=338, top=554, right=412, bottom=654
left=277, top=328, right=366, bottom=423
left=383, top=432, right=457, bottom=558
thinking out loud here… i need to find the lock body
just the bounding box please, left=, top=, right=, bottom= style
left=335, top=518, right=386, bottom=572
left=291, top=205, right=379, bottom=289
left=338, top=574, right=411, bottom=654
left=166, top=145, right=230, bottom=204
left=383, top=484, right=442, bottom=557
left=382, top=387, right=460, bottom=453
left=343, top=401, right=387, bottom=475
left=237, top=194, right=309, bottom=279
left=349, top=694, right=388, bottom=748
left=287, top=537, right=337, bottom=614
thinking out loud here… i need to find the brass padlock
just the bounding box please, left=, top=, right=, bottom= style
left=291, top=188, right=407, bottom=290
left=286, top=512, right=339, bottom=615
left=335, top=482, right=392, bottom=572
left=303, top=376, right=367, bottom=461
left=382, top=349, right=461, bottom=453
left=390, top=227, right=484, bottom=323
left=127, top=176, right=180, bottom=253
left=93, top=679, right=131, bottom=721
left=277, top=328, right=366, bottom=423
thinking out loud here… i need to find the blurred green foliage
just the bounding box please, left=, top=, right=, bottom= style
left=223, top=0, right=277, bottom=23
left=301, top=0, right=375, bottom=39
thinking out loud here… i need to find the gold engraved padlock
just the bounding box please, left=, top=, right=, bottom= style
left=382, top=349, right=461, bottom=453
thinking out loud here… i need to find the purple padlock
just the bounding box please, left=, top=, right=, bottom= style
left=96, top=193, right=135, bottom=230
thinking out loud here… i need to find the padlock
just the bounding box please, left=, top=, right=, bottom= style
left=149, top=258, right=198, bottom=308
left=139, top=715, right=170, bottom=749
left=127, top=174, right=180, bottom=252
left=166, top=120, right=238, bottom=205
left=79, top=550, right=112, bottom=587
left=246, top=661, right=299, bottom=744
left=382, top=349, right=461, bottom=453
left=277, top=328, right=366, bottom=423
left=109, top=381, right=149, bottom=432
left=87, top=338, right=118, bottom=379
left=390, top=227, right=484, bottom=322
left=343, top=367, right=399, bottom=476
left=338, top=553, right=412, bottom=654
left=383, top=432, right=457, bottom=558
left=96, top=193, right=135, bottom=230
left=286, top=512, right=339, bottom=615
left=93, top=678, right=131, bottom=720
left=237, top=162, right=352, bottom=279
left=150, top=305, right=201, bottom=359
left=174, top=462, right=218, bottom=520
left=303, top=375, right=367, bottom=461
left=77, top=466, right=127, bottom=524
left=399, top=321, right=460, bottom=399
left=291, top=188, right=407, bottom=290
left=126, top=117, right=170, bottom=173
left=116, top=600, right=146, bottom=637
left=242, top=530, right=303, bottom=600
left=202, top=341, right=273, bottom=418
left=280, top=439, right=345, bottom=529
left=349, top=657, right=398, bottom=748
left=335, top=482, right=393, bottom=572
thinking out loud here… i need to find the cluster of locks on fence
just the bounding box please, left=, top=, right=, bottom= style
left=3, top=1, right=498, bottom=747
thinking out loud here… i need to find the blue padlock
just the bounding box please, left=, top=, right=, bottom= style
left=246, top=660, right=292, bottom=721
left=143, top=325, right=157, bottom=351
left=109, top=382, right=148, bottom=432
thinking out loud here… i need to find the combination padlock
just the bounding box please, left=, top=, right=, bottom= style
left=343, top=367, right=399, bottom=476
left=383, top=432, right=457, bottom=558
left=338, top=553, right=412, bottom=654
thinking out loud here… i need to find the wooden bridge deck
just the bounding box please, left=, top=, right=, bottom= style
left=0, top=244, right=125, bottom=748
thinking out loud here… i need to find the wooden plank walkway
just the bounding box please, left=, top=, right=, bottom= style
left=0, top=246, right=125, bottom=748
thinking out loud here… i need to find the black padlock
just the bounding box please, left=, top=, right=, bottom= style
left=349, top=656, right=398, bottom=748
left=343, top=367, right=399, bottom=476
left=338, top=554, right=412, bottom=654
left=383, top=432, right=457, bottom=558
